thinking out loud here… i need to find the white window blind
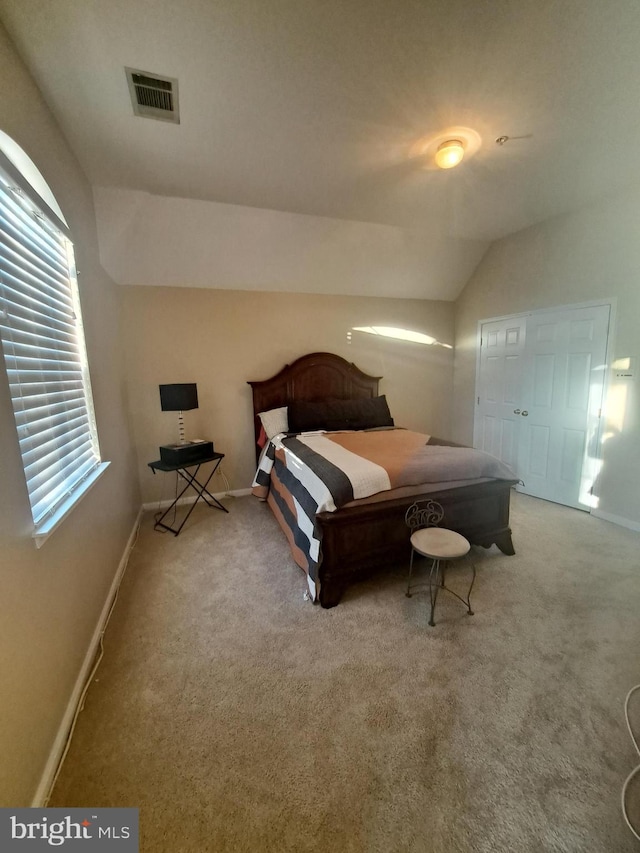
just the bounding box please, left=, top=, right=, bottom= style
left=0, top=158, right=102, bottom=532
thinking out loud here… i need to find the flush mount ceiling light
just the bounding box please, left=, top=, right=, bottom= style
left=435, top=139, right=465, bottom=170
left=410, top=127, right=481, bottom=172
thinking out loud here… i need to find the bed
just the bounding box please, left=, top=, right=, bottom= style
left=248, top=352, right=518, bottom=608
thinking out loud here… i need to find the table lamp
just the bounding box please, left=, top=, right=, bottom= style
left=159, top=383, right=198, bottom=445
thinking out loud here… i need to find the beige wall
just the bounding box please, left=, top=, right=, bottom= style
left=120, top=286, right=455, bottom=502
left=0, top=23, right=140, bottom=804
left=453, top=190, right=640, bottom=527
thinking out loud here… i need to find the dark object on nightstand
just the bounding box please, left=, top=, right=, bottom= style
left=148, top=451, right=228, bottom=535
left=159, top=440, right=214, bottom=466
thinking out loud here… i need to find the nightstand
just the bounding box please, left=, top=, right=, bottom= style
left=148, top=452, right=228, bottom=535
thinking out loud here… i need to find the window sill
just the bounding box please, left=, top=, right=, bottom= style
left=32, top=461, right=111, bottom=549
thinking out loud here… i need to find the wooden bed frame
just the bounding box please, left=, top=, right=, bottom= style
left=248, top=352, right=516, bottom=608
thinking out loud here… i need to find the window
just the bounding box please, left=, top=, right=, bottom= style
left=0, top=136, right=107, bottom=545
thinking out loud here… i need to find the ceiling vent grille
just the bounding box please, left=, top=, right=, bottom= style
left=125, top=68, right=180, bottom=124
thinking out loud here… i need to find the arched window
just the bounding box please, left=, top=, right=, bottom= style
left=0, top=133, right=107, bottom=545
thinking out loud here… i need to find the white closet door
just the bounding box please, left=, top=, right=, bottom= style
left=475, top=317, right=526, bottom=472
left=474, top=304, right=610, bottom=511
left=516, top=304, right=609, bottom=509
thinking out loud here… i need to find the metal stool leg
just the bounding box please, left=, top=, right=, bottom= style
left=428, top=558, right=441, bottom=627
left=465, top=560, right=476, bottom=616
left=406, top=547, right=416, bottom=597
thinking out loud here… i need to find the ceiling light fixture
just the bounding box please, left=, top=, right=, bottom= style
left=411, top=127, right=481, bottom=171
left=435, top=139, right=465, bottom=169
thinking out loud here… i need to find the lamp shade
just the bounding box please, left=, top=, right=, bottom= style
left=159, top=383, right=198, bottom=411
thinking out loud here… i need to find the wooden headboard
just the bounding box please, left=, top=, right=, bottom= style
left=247, top=352, right=381, bottom=458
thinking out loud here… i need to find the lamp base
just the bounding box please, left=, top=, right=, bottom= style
left=160, top=440, right=213, bottom=466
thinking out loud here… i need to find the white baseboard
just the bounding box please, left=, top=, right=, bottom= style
left=142, top=487, right=251, bottom=511
left=591, top=508, right=640, bottom=533
left=31, top=506, right=144, bottom=807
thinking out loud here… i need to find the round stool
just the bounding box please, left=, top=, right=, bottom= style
left=405, top=501, right=475, bottom=627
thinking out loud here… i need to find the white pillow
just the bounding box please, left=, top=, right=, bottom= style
left=259, top=406, right=289, bottom=439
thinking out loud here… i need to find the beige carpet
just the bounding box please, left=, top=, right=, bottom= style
left=50, top=492, right=640, bottom=852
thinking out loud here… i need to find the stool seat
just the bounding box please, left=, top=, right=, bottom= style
left=410, top=527, right=470, bottom=560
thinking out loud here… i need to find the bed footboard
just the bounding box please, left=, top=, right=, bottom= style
left=317, top=479, right=516, bottom=608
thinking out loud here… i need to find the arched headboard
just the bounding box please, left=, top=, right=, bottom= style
left=247, top=352, right=382, bottom=458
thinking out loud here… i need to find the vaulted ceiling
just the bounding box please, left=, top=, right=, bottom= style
left=2, top=0, right=640, bottom=299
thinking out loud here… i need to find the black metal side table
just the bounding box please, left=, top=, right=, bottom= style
left=148, top=452, right=229, bottom=535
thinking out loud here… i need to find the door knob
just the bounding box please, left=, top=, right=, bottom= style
left=513, top=409, right=521, bottom=415
left=521, top=410, right=529, bottom=417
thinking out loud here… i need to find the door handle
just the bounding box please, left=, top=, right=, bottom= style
left=521, top=410, right=529, bottom=417
left=513, top=409, right=521, bottom=415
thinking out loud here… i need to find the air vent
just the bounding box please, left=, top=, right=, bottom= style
left=125, top=68, right=180, bottom=124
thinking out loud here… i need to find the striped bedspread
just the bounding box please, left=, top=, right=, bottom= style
left=252, top=428, right=517, bottom=600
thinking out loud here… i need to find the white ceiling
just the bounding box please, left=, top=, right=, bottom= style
left=2, top=0, right=640, bottom=299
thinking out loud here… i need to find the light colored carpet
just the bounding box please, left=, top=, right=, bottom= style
left=50, top=492, right=640, bottom=852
